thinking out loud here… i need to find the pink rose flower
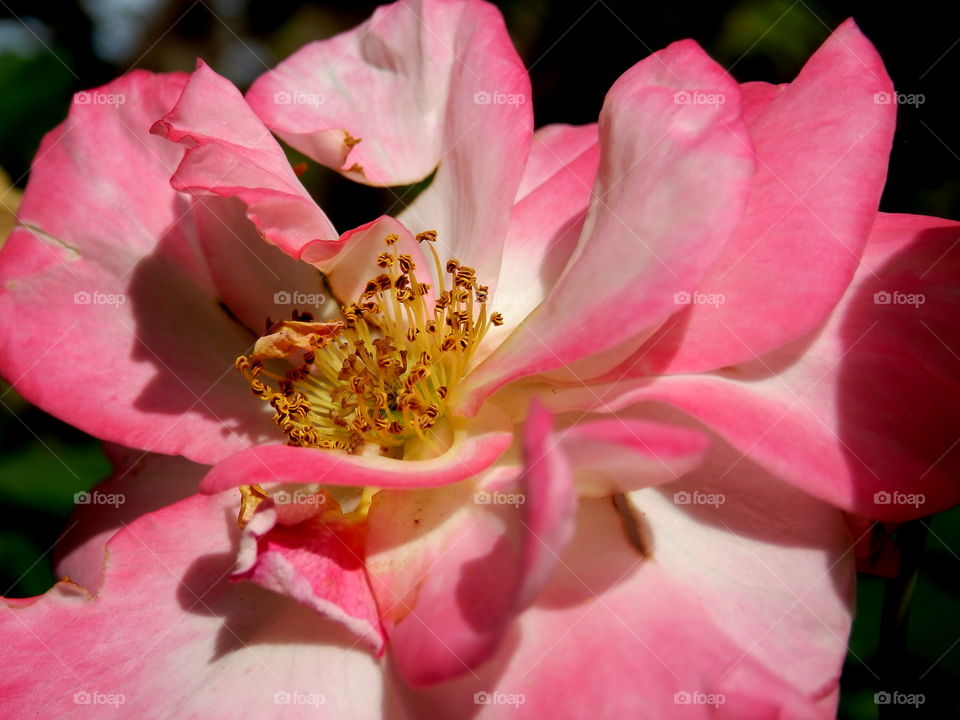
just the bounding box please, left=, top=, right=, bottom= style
left=1, top=1, right=957, bottom=717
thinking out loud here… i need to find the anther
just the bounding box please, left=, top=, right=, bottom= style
left=235, top=229, right=504, bottom=456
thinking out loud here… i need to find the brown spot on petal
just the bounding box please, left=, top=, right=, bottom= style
left=612, top=493, right=651, bottom=559
left=237, top=484, right=269, bottom=528
left=252, top=320, right=344, bottom=361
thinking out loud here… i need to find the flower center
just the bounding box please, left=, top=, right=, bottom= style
left=235, top=230, right=503, bottom=459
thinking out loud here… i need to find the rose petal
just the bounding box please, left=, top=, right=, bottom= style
left=546, top=213, right=960, bottom=520
left=367, top=401, right=576, bottom=686
left=637, top=20, right=897, bottom=374
left=460, top=39, right=754, bottom=412
left=248, top=0, right=533, bottom=292
left=0, top=71, right=275, bottom=463
left=388, top=444, right=853, bottom=718
left=55, top=446, right=207, bottom=593
left=192, top=197, right=334, bottom=335
left=234, top=499, right=385, bottom=652
left=310, top=215, right=432, bottom=306
left=151, top=60, right=341, bottom=264
left=488, top=124, right=600, bottom=344
left=200, top=426, right=514, bottom=494
left=1, top=492, right=385, bottom=718
left=559, top=415, right=709, bottom=496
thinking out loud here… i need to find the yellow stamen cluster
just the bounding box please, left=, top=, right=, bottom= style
left=235, top=231, right=503, bottom=457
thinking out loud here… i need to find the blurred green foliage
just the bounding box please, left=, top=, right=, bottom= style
left=0, top=382, right=108, bottom=596
left=0, top=51, right=73, bottom=181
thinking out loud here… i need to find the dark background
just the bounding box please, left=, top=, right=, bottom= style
left=1, top=1, right=958, bottom=718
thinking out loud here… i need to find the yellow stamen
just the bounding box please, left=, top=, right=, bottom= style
left=235, top=232, right=502, bottom=459
left=237, top=484, right=269, bottom=528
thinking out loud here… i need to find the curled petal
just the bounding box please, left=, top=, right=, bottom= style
left=200, top=427, right=514, bottom=493
left=389, top=447, right=853, bottom=718
left=0, top=71, right=275, bottom=462
left=637, top=20, right=897, bottom=374
left=368, top=401, right=576, bottom=685
left=1, top=492, right=385, bottom=718
left=461, top=39, right=754, bottom=412
left=545, top=213, right=960, bottom=520
left=248, top=0, right=533, bottom=293
left=151, top=60, right=341, bottom=264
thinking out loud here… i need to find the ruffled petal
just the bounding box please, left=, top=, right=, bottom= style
left=246, top=0, right=530, bottom=185
left=637, top=20, right=896, bottom=374
left=367, top=401, right=576, bottom=686
left=387, top=443, right=853, bottom=719
left=547, top=213, right=960, bottom=520
left=151, top=61, right=341, bottom=265
left=192, top=197, right=333, bottom=336
left=1, top=491, right=385, bottom=718
left=247, top=0, right=532, bottom=292
left=200, top=426, right=514, bottom=493
left=234, top=498, right=385, bottom=652
left=460, top=39, right=754, bottom=412
left=489, top=124, right=600, bottom=342
left=0, top=71, right=276, bottom=463
left=558, top=415, right=709, bottom=496
left=310, top=215, right=432, bottom=306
